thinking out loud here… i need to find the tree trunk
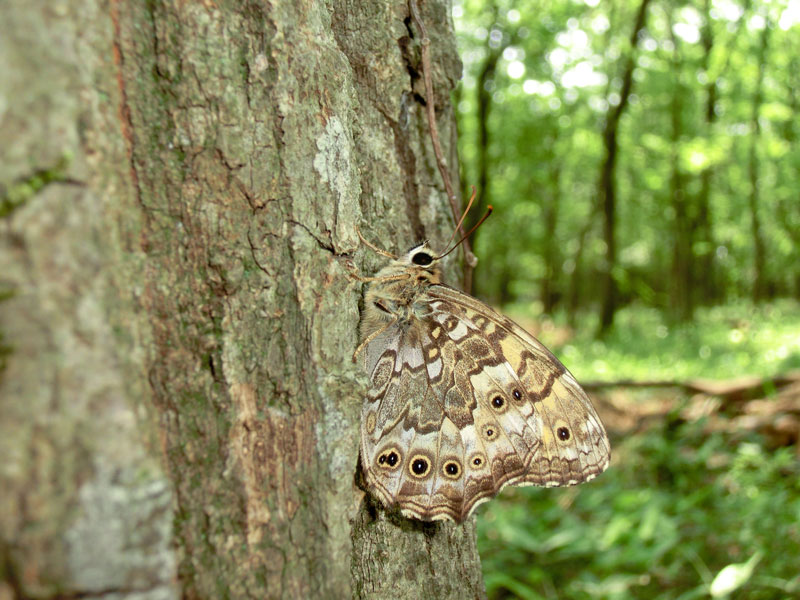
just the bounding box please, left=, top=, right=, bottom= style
left=597, top=0, right=651, bottom=334
left=748, top=24, right=770, bottom=302
left=0, top=1, right=485, bottom=599
left=541, top=162, right=562, bottom=314
left=667, top=14, right=692, bottom=322
left=695, top=0, right=718, bottom=306
left=470, top=32, right=503, bottom=299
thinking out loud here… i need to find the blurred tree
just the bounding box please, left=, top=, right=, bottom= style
left=456, top=0, right=800, bottom=328
left=598, top=0, right=651, bottom=332
left=667, top=2, right=692, bottom=321
left=695, top=0, right=719, bottom=306
left=474, top=3, right=503, bottom=239
left=748, top=20, right=770, bottom=301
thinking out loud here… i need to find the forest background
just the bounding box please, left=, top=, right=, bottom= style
left=2, top=0, right=799, bottom=598
left=453, top=0, right=800, bottom=598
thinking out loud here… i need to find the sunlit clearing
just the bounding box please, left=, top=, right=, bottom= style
left=688, top=149, right=709, bottom=170
left=548, top=47, right=569, bottom=70
left=591, top=14, right=610, bottom=34
left=672, top=22, right=700, bottom=43
left=556, top=28, right=590, bottom=56
left=561, top=61, right=607, bottom=88
left=748, top=13, right=766, bottom=30
left=507, top=60, right=525, bottom=79
left=711, top=0, right=744, bottom=22
left=523, top=79, right=555, bottom=96
left=780, top=0, right=800, bottom=29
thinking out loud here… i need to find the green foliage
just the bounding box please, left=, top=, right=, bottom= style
left=476, top=301, right=800, bottom=598
left=539, top=299, right=800, bottom=381
left=478, top=419, right=800, bottom=599
left=456, top=3, right=800, bottom=594
left=454, top=0, right=800, bottom=317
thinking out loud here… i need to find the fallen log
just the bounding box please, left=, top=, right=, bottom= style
left=587, top=371, right=800, bottom=451
left=583, top=370, right=800, bottom=404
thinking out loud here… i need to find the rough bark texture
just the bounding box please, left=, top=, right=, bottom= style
left=0, top=1, right=485, bottom=598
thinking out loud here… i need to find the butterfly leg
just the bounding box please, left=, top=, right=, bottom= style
left=356, top=226, right=398, bottom=259
left=344, top=261, right=410, bottom=284
left=352, top=314, right=399, bottom=362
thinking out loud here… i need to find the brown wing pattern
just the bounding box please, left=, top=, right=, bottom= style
left=360, top=284, right=610, bottom=523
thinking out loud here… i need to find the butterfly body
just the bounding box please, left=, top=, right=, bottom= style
left=358, top=242, right=610, bottom=523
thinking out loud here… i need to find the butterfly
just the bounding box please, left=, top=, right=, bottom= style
left=352, top=210, right=610, bottom=523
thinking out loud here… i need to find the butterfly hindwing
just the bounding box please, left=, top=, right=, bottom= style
left=430, top=286, right=610, bottom=484
left=358, top=242, right=610, bottom=523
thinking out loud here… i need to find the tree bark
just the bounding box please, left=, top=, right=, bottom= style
left=0, top=1, right=485, bottom=598
left=695, top=0, right=719, bottom=306
left=597, top=0, right=651, bottom=334
left=667, top=13, right=692, bottom=322
left=541, top=161, right=562, bottom=314
left=748, top=23, right=770, bottom=302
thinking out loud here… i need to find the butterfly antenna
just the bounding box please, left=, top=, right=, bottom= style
left=442, top=186, right=477, bottom=251
left=435, top=204, right=493, bottom=261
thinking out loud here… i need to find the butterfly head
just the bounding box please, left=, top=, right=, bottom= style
left=405, top=242, right=435, bottom=265
left=399, top=242, right=443, bottom=282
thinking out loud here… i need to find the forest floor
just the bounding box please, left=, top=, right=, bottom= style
left=477, top=300, right=800, bottom=600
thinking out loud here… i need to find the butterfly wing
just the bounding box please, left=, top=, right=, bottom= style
left=360, top=284, right=610, bottom=523
left=360, top=315, right=473, bottom=522
left=427, top=285, right=611, bottom=485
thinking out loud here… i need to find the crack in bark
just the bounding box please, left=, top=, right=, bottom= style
left=288, top=219, right=336, bottom=253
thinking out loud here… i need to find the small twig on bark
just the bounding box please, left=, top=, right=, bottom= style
left=409, top=0, right=477, bottom=291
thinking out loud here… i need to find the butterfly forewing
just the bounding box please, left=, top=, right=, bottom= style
left=429, top=285, right=610, bottom=483
left=359, top=252, right=610, bottom=523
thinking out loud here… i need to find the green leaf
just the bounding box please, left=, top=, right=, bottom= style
left=709, top=551, right=762, bottom=597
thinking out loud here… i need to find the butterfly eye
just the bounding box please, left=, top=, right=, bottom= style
left=491, top=395, right=505, bottom=409
left=377, top=447, right=402, bottom=469
left=409, top=454, right=432, bottom=478
left=512, top=389, right=522, bottom=401
left=469, top=454, right=486, bottom=468
left=481, top=424, right=496, bottom=441
left=557, top=427, right=571, bottom=441
left=412, top=252, right=433, bottom=266
left=442, top=460, right=462, bottom=479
